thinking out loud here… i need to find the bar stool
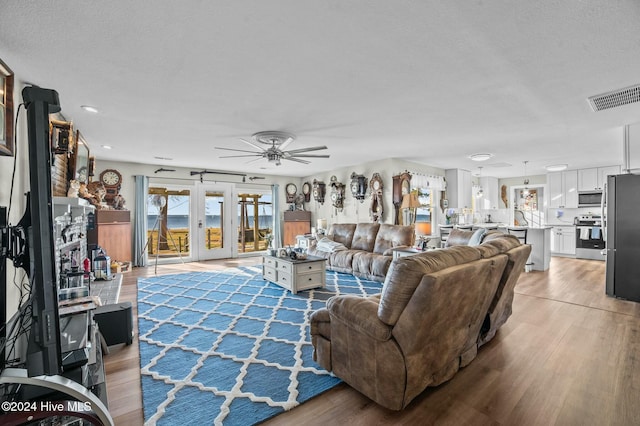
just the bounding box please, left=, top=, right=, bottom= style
left=507, top=227, right=533, bottom=272
left=439, top=225, right=454, bottom=248
left=456, top=225, right=473, bottom=231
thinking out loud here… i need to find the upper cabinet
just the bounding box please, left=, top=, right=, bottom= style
left=548, top=170, right=578, bottom=208
left=445, top=169, right=472, bottom=209
left=578, top=166, right=620, bottom=191
left=477, top=176, right=499, bottom=210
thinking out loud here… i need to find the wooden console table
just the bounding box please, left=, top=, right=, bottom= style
left=262, top=254, right=326, bottom=294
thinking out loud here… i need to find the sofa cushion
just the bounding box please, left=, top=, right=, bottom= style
left=468, top=228, right=487, bottom=246
left=378, top=246, right=482, bottom=325
left=373, top=224, right=414, bottom=254
left=352, top=223, right=380, bottom=251
left=352, top=252, right=393, bottom=282
left=328, top=223, right=357, bottom=248
left=444, top=228, right=475, bottom=247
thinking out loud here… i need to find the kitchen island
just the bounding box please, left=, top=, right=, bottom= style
left=460, top=223, right=551, bottom=271
left=505, top=226, right=552, bottom=271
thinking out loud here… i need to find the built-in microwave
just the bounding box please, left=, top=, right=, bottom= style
left=578, top=191, right=603, bottom=207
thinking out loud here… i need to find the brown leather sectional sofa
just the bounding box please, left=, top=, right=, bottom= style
left=307, top=223, right=415, bottom=282
left=310, top=231, right=531, bottom=410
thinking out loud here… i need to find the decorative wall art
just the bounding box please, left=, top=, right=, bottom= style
left=369, top=172, right=384, bottom=222
left=350, top=172, right=367, bottom=202
left=329, top=175, right=345, bottom=211
left=302, top=181, right=312, bottom=202
left=313, top=179, right=326, bottom=205
left=285, top=182, right=297, bottom=203
left=0, top=58, right=14, bottom=156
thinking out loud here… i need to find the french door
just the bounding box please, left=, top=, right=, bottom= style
left=191, top=182, right=235, bottom=260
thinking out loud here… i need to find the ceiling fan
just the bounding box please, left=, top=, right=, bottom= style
left=215, top=131, right=330, bottom=166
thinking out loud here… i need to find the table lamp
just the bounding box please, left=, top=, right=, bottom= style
left=317, top=218, right=328, bottom=236
left=415, top=222, right=432, bottom=250
left=401, top=193, right=421, bottom=224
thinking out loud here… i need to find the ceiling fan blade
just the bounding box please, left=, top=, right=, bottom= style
left=215, top=147, right=262, bottom=154
left=278, top=136, right=295, bottom=151
left=282, top=157, right=311, bottom=164
left=218, top=154, right=264, bottom=158
left=285, top=145, right=328, bottom=154
left=289, top=154, right=331, bottom=158
left=240, top=138, right=267, bottom=152
left=245, top=157, right=264, bottom=164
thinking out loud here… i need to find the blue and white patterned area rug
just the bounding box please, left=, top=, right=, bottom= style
left=137, top=266, right=383, bottom=425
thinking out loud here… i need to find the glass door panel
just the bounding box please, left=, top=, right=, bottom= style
left=147, top=187, right=192, bottom=262
left=237, top=192, right=272, bottom=254
left=193, top=183, right=234, bottom=260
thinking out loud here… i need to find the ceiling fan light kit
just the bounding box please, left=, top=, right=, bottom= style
left=215, top=130, right=330, bottom=166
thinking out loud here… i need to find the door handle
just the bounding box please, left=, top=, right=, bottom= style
left=198, top=220, right=203, bottom=229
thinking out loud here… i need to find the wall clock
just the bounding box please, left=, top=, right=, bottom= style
left=329, top=175, right=345, bottom=211
left=350, top=172, right=367, bottom=202
left=285, top=183, right=297, bottom=203
left=392, top=171, right=412, bottom=224
left=99, top=168, right=122, bottom=202
left=312, top=179, right=326, bottom=204
left=302, top=181, right=311, bottom=202
left=369, top=172, right=384, bottom=223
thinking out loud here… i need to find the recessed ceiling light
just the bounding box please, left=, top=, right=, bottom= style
left=545, top=164, right=568, bottom=172
left=469, top=153, right=493, bottom=162
left=81, top=105, right=99, bottom=113
left=101, top=145, right=112, bottom=150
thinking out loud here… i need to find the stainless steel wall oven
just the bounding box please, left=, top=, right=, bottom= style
left=575, top=214, right=605, bottom=260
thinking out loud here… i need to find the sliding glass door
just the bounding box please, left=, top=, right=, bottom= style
left=146, top=182, right=236, bottom=263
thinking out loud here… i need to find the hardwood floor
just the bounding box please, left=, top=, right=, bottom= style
left=104, top=256, right=640, bottom=426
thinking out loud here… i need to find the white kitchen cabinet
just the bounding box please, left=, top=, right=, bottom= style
left=578, top=166, right=620, bottom=191
left=598, top=166, right=620, bottom=189
left=550, top=226, right=576, bottom=255
left=477, top=176, right=499, bottom=210
left=445, top=169, right=472, bottom=209
left=547, top=170, right=578, bottom=208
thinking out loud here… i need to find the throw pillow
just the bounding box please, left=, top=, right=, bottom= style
left=468, top=228, right=487, bottom=246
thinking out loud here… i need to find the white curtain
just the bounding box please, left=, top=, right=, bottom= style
left=271, top=184, right=282, bottom=248
left=410, top=173, right=445, bottom=191
left=133, top=175, right=149, bottom=266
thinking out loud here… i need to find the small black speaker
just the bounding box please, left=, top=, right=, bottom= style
left=93, top=302, right=134, bottom=346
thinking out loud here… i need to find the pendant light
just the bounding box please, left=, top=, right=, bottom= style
left=476, top=166, right=484, bottom=198
left=523, top=161, right=530, bottom=195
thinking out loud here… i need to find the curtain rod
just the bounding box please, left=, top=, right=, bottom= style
left=145, top=176, right=272, bottom=187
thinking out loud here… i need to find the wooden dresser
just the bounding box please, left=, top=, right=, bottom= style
left=88, top=210, right=132, bottom=263
left=283, top=210, right=311, bottom=246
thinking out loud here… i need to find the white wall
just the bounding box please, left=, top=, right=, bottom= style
left=301, top=158, right=445, bottom=230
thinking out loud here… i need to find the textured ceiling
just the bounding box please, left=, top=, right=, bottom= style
left=2, top=1, right=640, bottom=177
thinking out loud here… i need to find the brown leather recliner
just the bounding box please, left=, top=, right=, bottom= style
left=310, top=233, right=531, bottom=410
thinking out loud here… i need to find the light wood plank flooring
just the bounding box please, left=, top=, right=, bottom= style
left=104, top=256, right=640, bottom=426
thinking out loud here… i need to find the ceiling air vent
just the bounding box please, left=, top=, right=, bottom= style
left=588, top=84, right=640, bottom=111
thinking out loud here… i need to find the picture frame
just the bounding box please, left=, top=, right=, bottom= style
left=73, top=130, right=90, bottom=184
left=0, top=58, right=15, bottom=156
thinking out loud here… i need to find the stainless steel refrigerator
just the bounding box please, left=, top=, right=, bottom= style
left=605, top=174, right=640, bottom=302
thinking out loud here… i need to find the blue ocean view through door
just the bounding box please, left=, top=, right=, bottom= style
left=147, top=215, right=273, bottom=230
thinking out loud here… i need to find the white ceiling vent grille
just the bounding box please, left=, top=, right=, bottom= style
left=588, top=84, right=640, bottom=111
